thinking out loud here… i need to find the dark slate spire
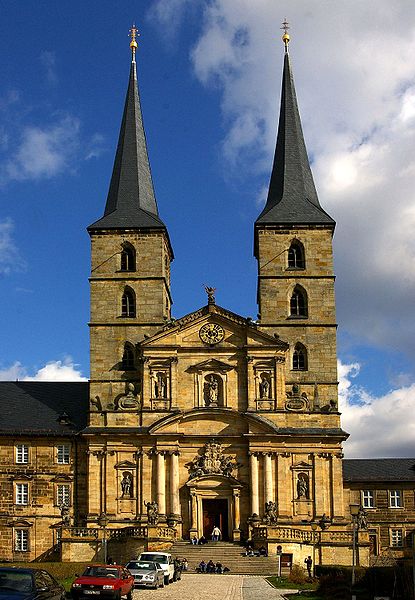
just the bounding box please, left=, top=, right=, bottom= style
left=88, top=33, right=166, bottom=232
left=255, top=41, right=335, bottom=229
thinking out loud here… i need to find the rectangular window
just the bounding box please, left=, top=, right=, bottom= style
left=389, top=490, right=403, bottom=508
left=56, top=444, right=70, bottom=464
left=15, top=483, right=29, bottom=505
left=15, top=529, right=29, bottom=551
left=57, top=484, right=71, bottom=506
left=391, top=528, right=403, bottom=547
left=16, top=444, right=29, bottom=464
left=362, top=490, right=374, bottom=508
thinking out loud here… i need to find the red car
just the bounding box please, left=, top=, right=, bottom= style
left=71, top=564, right=134, bottom=600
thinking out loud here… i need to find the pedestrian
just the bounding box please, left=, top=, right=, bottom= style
left=182, top=558, right=188, bottom=571
left=211, top=525, right=221, bottom=542
left=215, top=561, right=223, bottom=574
left=206, top=559, right=215, bottom=573
left=191, top=534, right=198, bottom=545
left=304, top=555, right=312, bottom=578
left=198, top=560, right=207, bottom=573
left=198, top=534, right=207, bottom=544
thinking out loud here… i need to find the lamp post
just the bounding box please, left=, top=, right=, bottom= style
left=311, top=522, right=318, bottom=578
left=350, top=503, right=360, bottom=593
left=98, top=512, right=109, bottom=564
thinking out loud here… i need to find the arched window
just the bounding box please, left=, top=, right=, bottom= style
left=121, top=287, right=136, bottom=318
left=293, top=343, right=308, bottom=371
left=121, top=343, right=135, bottom=370
left=290, top=285, right=308, bottom=317
left=120, top=243, right=136, bottom=272
left=288, top=240, right=305, bottom=269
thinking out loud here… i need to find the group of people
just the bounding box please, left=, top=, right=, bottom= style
left=191, top=526, right=222, bottom=545
left=244, top=544, right=268, bottom=557
left=197, top=560, right=229, bottom=574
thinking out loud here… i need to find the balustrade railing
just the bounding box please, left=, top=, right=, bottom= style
left=253, top=525, right=354, bottom=545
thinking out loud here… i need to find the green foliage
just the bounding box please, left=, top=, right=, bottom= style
left=289, top=563, right=308, bottom=584
left=266, top=575, right=316, bottom=590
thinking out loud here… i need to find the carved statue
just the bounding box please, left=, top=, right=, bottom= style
left=297, top=473, right=309, bottom=499
left=187, top=440, right=240, bottom=479
left=155, top=372, right=167, bottom=399
left=357, top=507, right=368, bottom=530
left=319, top=514, right=331, bottom=530
left=145, top=500, right=159, bottom=525
left=259, top=374, right=270, bottom=399
left=205, top=374, right=219, bottom=406
left=204, top=285, right=216, bottom=304
left=59, top=503, right=70, bottom=526
left=121, top=472, right=133, bottom=498
left=115, top=382, right=140, bottom=411
left=263, top=501, right=278, bottom=525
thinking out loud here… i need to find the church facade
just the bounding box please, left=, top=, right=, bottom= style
left=0, top=30, right=414, bottom=568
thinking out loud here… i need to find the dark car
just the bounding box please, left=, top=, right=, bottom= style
left=71, top=564, right=134, bottom=600
left=0, top=567, right=65, bottom=599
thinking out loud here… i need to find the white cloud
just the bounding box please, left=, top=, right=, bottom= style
left=0, top=357, right=87, bottom=382
left=339, top=359, right=415, bottom=458
left=0, top=218, right=25, bottom=275
left=4, top=115, right=80, bottom=181
left=152, top=1, right=415, bottom=359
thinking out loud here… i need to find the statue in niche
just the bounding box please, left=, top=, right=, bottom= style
left=263, top=501, right=278, bottom=525
left=259, top=373, right=271, bottom=399
left=154, top=372, right=167, bottom=399
left=120, top=471, right=133, bottom=498
left=297, top=473, right=309, bottom=499
left=144, top=500, right=159, bottom=525
left=204, top=374, right=220, bottom=406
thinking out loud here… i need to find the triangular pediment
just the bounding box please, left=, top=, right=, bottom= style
left=115, top=460, right=136, bottom=470
left=139, top=303, right=288, bottom=350
left=188, top=358, right=234, bottom=372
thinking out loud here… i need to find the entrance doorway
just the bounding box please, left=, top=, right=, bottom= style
left=202, top=499, right=228, bottom=540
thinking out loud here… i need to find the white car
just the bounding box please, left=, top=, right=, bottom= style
left=138, top=552, right=175, bottom=585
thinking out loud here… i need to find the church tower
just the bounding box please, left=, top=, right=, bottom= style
left=255, top=29, right=338, bottom=411
left=87, top=27, right=173, bottom=426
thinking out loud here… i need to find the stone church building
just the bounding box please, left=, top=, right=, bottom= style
left=1, top=30, right=414, bottom=568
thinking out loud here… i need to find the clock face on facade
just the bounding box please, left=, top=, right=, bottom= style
left=199, top=323, right=225, bottom=345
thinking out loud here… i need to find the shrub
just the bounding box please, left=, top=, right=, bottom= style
left=289, top=563, right=308, bottom=584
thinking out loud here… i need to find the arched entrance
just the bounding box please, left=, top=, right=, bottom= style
left=186, top=475, right=242, bottom=542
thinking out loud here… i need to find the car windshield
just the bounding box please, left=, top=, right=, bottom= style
left=140, top=554, right=167, bottom=563
left=82, top=567, right=119, bottom=578
left=128, top=562, right=156, bottom=571
left=0, top=571, right=33, bottom=592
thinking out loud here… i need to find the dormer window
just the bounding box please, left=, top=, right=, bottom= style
left=120, top=243, right=136, bottom=272
left=288, top=240, right=305, bottom=269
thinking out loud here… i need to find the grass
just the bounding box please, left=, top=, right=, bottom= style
left=267, top=576, right=318, bottom=590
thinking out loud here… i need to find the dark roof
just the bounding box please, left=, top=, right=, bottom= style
left=343, top=458, right=415, bottom=482
left=255, top=51, right=335, bottom=233
left=88, top=58, right=167, bottom=232
left=0, top=382, right=88, bottom=435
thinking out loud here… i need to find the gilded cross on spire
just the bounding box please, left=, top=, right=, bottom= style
left=281, top=19, right=290, bottom=52
left=129, top=24, right=140, bottom=62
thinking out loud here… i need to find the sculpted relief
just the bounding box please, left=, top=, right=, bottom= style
left=187, top=440, right=240, bottom=480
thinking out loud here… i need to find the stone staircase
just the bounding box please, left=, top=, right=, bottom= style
left=170, top=540, right=282, bottom=576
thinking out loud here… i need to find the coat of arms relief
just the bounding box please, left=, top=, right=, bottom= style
left=187, top=440, right=240, bottom=480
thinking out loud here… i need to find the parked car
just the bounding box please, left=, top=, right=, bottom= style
left=125, top=560, right=165, bottom=589
left=0, top=567, right=65, bottom=599
left=71, top=564, right=134, bottom=599
left=138, top=552, right=174, bottom=585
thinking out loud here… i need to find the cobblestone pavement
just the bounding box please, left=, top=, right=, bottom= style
left=131, top=574, right=296, bottom=599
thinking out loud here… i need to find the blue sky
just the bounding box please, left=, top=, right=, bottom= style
left=1, top=1, right=415, bottom=457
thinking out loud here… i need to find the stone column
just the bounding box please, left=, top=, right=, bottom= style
left=170, top=451, right=181, bottom=518
left=156, top=451, right=166, bottom=516
left=232, top=489, right=241, bottom=541
left=263, top=452, right=273, bottom=504
left=189, top=490, right=197, bottom=535
left=249, top=452, right=259, bottom=516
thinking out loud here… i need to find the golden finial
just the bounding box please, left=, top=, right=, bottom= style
left=129, top=24, right=140, bottom=62
left=281, top=19, right=290, bottom=52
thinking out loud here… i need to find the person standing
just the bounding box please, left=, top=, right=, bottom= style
left=304, top=555, right=313, bottom=578
left=212, top=525, right=221, bottom=542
